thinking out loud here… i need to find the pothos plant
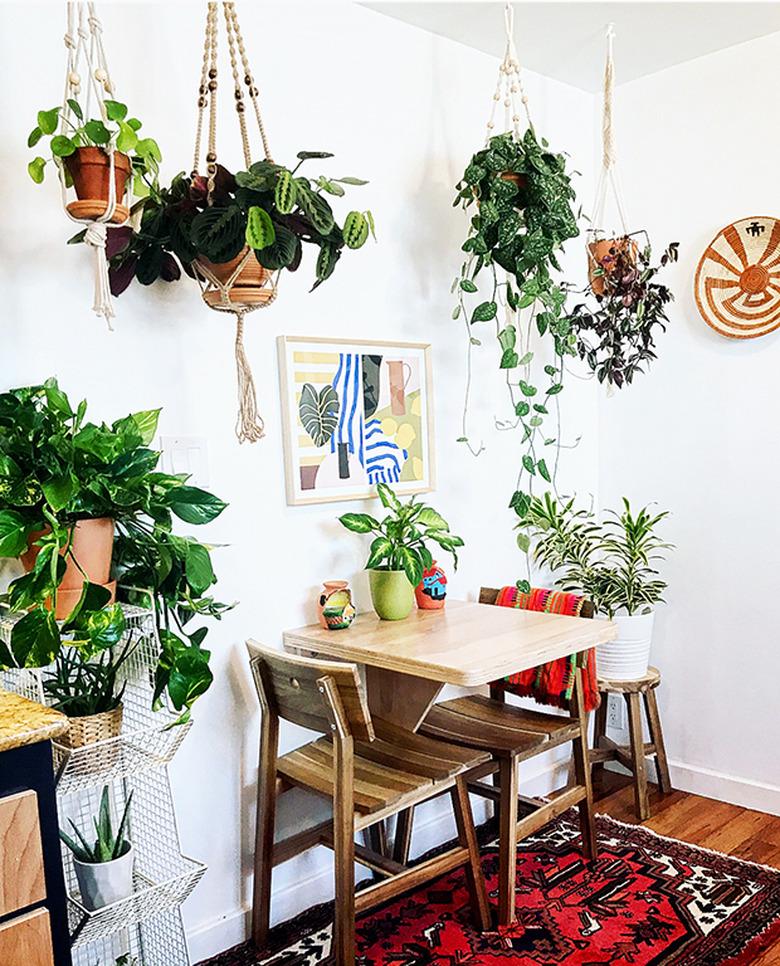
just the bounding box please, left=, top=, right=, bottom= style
left=99, top=152, right=374, bottom=296
left=0, top=380, right=230, bottom=722
left=339, top=483, right=464, bottom=588
left=28, top=98, right=161, bottom=194
left=570, top=237, right=679, bottom=388
left=453, top=127, right=580, bottom=589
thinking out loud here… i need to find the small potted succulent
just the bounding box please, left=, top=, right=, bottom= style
left=520, top=492, right=673, bottom=679
left=101, top=152, right=374, bottom=300
left=60, top=785, right=134, bottom=911
left=570, top=238, right=679, bottom=388
left=28, top=99, right=161, bottom=223
left=339, top=484, right=464, bottom=621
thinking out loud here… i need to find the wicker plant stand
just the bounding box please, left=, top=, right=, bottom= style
left=1, top=604, right=205, bottom=966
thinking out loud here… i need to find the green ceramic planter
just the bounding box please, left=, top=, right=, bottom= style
left=369, top=569, right=414, bottom=621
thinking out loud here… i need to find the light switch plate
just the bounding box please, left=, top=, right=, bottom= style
left=159, top=436, right=210, bottom=487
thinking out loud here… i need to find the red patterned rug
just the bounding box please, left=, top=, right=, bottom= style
left=200, top=813, right=780, bottom=965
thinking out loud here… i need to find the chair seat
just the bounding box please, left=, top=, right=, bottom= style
left=420, top=694, right=580, bottom=760
left=277, top=728, right=489, bottom=816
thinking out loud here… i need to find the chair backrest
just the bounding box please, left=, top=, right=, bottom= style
left=479, top=586, right=594, bottom=619
left=246, top=640, right=374, bottom=742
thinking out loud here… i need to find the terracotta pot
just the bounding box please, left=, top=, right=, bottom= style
left=415, top=561, right=448, bottom=610
left=64, top=147, right=131, bottom=225
left=500, top=171, right=528, bottom=191
left=587, top=236, right=638, bottom=296
left=199, top=247, right=275, bottom=306
left=21, top=518, right=116, bottom=619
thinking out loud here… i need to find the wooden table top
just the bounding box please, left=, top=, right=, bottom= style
left=0, top=689, right=68, bottom=753
left=283, top=600, right=616, bottom=688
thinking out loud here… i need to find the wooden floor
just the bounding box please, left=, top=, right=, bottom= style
left=594, top=771, right=780, bottom=965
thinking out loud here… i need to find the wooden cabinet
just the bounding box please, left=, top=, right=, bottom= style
left=0, top=789, right=47, bottom=918
left=0, top=908, right=55, bottom=966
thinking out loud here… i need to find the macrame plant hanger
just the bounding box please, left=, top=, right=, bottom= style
left=60, top=1, right=131, bottom=328
left=190, top=1, right=276, bottom=444
left=590, top=24, right=630, bottom=243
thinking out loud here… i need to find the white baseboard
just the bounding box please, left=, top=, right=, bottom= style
left=186, top=755, right=780, bottom=962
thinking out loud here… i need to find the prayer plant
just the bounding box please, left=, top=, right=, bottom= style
left=0, top=380, right=231, bottom=721
left=99, top=152, right=375, bottom=296
left=28, top=98, right=161, bottom=192
left=570, top=237, right=679, bottom=388
left=339, top=484, right=464, bottom=588
left=518, top=492, right=673, bottom=618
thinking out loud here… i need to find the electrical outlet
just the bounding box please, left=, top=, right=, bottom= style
left=606, top=693, right=627, bottom=731
left=159, top=436, right=210, bottom=487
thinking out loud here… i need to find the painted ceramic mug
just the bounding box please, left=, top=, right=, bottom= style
left=318, top=580, right=356, bottom=630
left=415, top=561, right=447, bottom=610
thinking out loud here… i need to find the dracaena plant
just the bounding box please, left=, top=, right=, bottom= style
left=102, top=152, right=374, bottom=297
left=569, top=238, right=679, bottom=388
left=519, top=492, right=673, bottom=618
left=28, top=98, right=161, bottom=192
left=453, top=128, right=580, bottom=585
left=338, top=484, right=464, bottom=588
left=0, top=380, right=230, bottom=722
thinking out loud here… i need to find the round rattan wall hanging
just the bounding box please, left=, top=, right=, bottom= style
left=695, top=216, right=780, bottom=339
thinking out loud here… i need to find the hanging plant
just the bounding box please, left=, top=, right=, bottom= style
left=99, top=157, right=374, bottom=298
left=453, top=7, right=580, bottom=588
left=570, top=237, right=679, bottom=387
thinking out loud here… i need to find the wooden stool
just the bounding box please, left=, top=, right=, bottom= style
left=591, top=666, right=672, bottom=822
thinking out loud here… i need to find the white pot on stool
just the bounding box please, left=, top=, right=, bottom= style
left=597, top=611, right=654, bottom=681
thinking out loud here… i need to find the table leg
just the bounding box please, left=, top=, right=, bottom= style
left=364, top=666, right=443, bottom=731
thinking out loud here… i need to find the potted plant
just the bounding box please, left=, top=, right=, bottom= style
left=28, top=98, right=161, bottom=223
left=520, top=492, right=673, bottom=679
left=571, top=238, right=679, bottom=387
left=453, top=128, right=580, bottom=539
left=60, top=785, right=134, bottom=911
left=42, top=639, right=135, bottom=749
left=98, top=153, right=374, bottom=300
left=339, top=484, right=464, bottom=621
left=0, top=379, right=230, bottom=722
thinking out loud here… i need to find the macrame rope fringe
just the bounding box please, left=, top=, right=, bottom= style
left=234, top=314, right=265, bottom=444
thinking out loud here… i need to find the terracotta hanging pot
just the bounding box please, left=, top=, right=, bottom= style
left=587, top=235, right=638, bottom=296
left=64, top=147, right=131, bottom=225
left=199, top=247, right=276, bottom=307
left=21, top=517, right=116, bottom=620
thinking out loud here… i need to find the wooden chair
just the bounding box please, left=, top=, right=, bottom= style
left=414, top=587, right=597, bottom=927
left=247, top=640, right=491, bottom=965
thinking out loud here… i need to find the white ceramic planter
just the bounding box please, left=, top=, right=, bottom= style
left=74, top=845, right=135, bottom=910
left=597, top=611, right=655, bottom=681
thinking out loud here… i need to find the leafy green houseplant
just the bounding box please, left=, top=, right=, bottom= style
left=520, top=493, right=673, bottom=678
left=571, top=237, right=679, bottom=388
left=60, top=786, right=134, bottom=911
left=0, top=380, right=230, bottom=722
left=102, top=153, right=374, bottom=297
left=453, top=128, right=580, bottom=583
left=28, top=98, right=161, bottom=207
left=339, top=484, right=464, bottom=621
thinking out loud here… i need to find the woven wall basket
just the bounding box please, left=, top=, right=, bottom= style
left=60, top=703, right=124, bottom=750
left=695, top=215, right=780, bottom=339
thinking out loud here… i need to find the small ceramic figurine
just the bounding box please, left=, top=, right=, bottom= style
left=318, top=580, right=356, bottom=630
left=415, top=561, right=447, bottom=610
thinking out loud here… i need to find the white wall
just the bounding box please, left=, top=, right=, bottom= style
left=601, top=32, right=780, bottom=814
left=0, top=2, right=598, bottom=960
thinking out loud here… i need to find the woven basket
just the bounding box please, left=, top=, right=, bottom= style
left=60, top=704, right=124, bottom=750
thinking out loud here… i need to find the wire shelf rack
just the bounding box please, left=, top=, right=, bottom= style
left=69, top=906, right=191, bottom=966
left=0, top=604, right=191, bottom=795
left=59, top=770, right=205, bottom=952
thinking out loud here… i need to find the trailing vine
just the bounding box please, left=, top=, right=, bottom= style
left=453, top=128, right=580, bottom=585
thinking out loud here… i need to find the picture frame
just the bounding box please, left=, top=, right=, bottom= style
left=277, top=336, right=436, bottom=506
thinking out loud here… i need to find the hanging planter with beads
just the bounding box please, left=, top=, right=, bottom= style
left=100, top=0, right=375, bottom=443
left=27, top=1, right=163, bottom=326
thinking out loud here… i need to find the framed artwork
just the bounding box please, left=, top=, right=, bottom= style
left=277, top=336, right=435, bottom=505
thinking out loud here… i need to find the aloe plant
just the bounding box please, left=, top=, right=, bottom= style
left=60, top=786, right=133, bottom=864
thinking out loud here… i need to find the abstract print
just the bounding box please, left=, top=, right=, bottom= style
left=278, top=338, right=433, bottom=505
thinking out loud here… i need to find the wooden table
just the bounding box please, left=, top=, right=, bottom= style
left=283, top=599, right=616, bottom=730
